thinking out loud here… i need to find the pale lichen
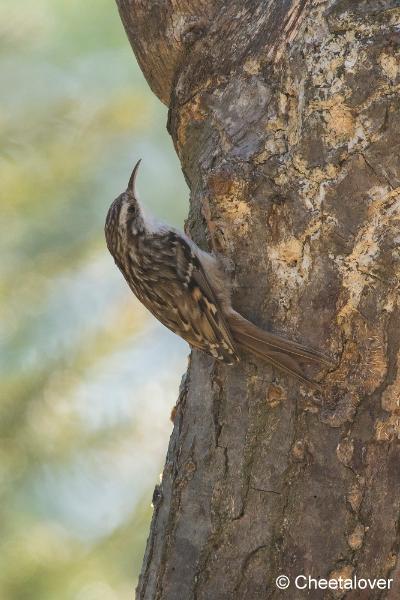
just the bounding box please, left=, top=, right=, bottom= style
left=336, top=438, right=354, bottom=466
left=381, top=352, right=400, bottom=414
left=347, top=480, right=364, bottom=513
left=375, top=415, right=400, bottom=442
left=266, top=383, right=287, bottom=408
left=336, top=186, right=400, bottom=328
left=206, top=176, right=251, bottom=240
left=379, top=52, right=399, bottom=81
left=347, top=523, right=365, bottom=551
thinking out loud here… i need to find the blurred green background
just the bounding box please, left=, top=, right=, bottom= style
left=0, top=0, right=188, bottom=597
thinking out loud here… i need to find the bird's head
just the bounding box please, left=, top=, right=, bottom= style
left=105, top=159, right=143, bottom=253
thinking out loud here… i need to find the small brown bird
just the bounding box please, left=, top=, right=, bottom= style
left=105, top=160, right=329, bottom=385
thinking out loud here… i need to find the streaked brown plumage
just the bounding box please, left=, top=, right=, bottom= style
left=105, top=160, right=330, bottom=386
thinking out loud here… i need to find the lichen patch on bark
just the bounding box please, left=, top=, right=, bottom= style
left=206, top=175, right=251, bottom=240
left=379, top=52, right=399, bottom=81
left=375, top=415, right=400, bottom=442
left=381, top=351, right=400, bottom=414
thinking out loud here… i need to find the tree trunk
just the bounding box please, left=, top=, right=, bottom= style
left=115, top=1, right=400, bottom=598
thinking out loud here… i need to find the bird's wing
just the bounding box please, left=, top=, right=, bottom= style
left=150, top=231, right=238, bottom=363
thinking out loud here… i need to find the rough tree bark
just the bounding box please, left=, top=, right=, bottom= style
left=116, top=1, right=400, bottom=598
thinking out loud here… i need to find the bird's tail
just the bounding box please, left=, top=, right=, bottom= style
left=228, top=312, right=331, bottom=387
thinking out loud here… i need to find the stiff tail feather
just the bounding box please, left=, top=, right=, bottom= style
left=228, top=313, right=331, bottom=387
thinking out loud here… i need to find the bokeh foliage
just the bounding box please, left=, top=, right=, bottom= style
left=0, top=1, right=188, bottom=597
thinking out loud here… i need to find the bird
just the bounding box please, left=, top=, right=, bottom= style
left=105, top=160, right=330, bottom=386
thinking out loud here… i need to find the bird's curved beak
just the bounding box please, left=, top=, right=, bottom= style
left=127, top=159, right=142, bottom=195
